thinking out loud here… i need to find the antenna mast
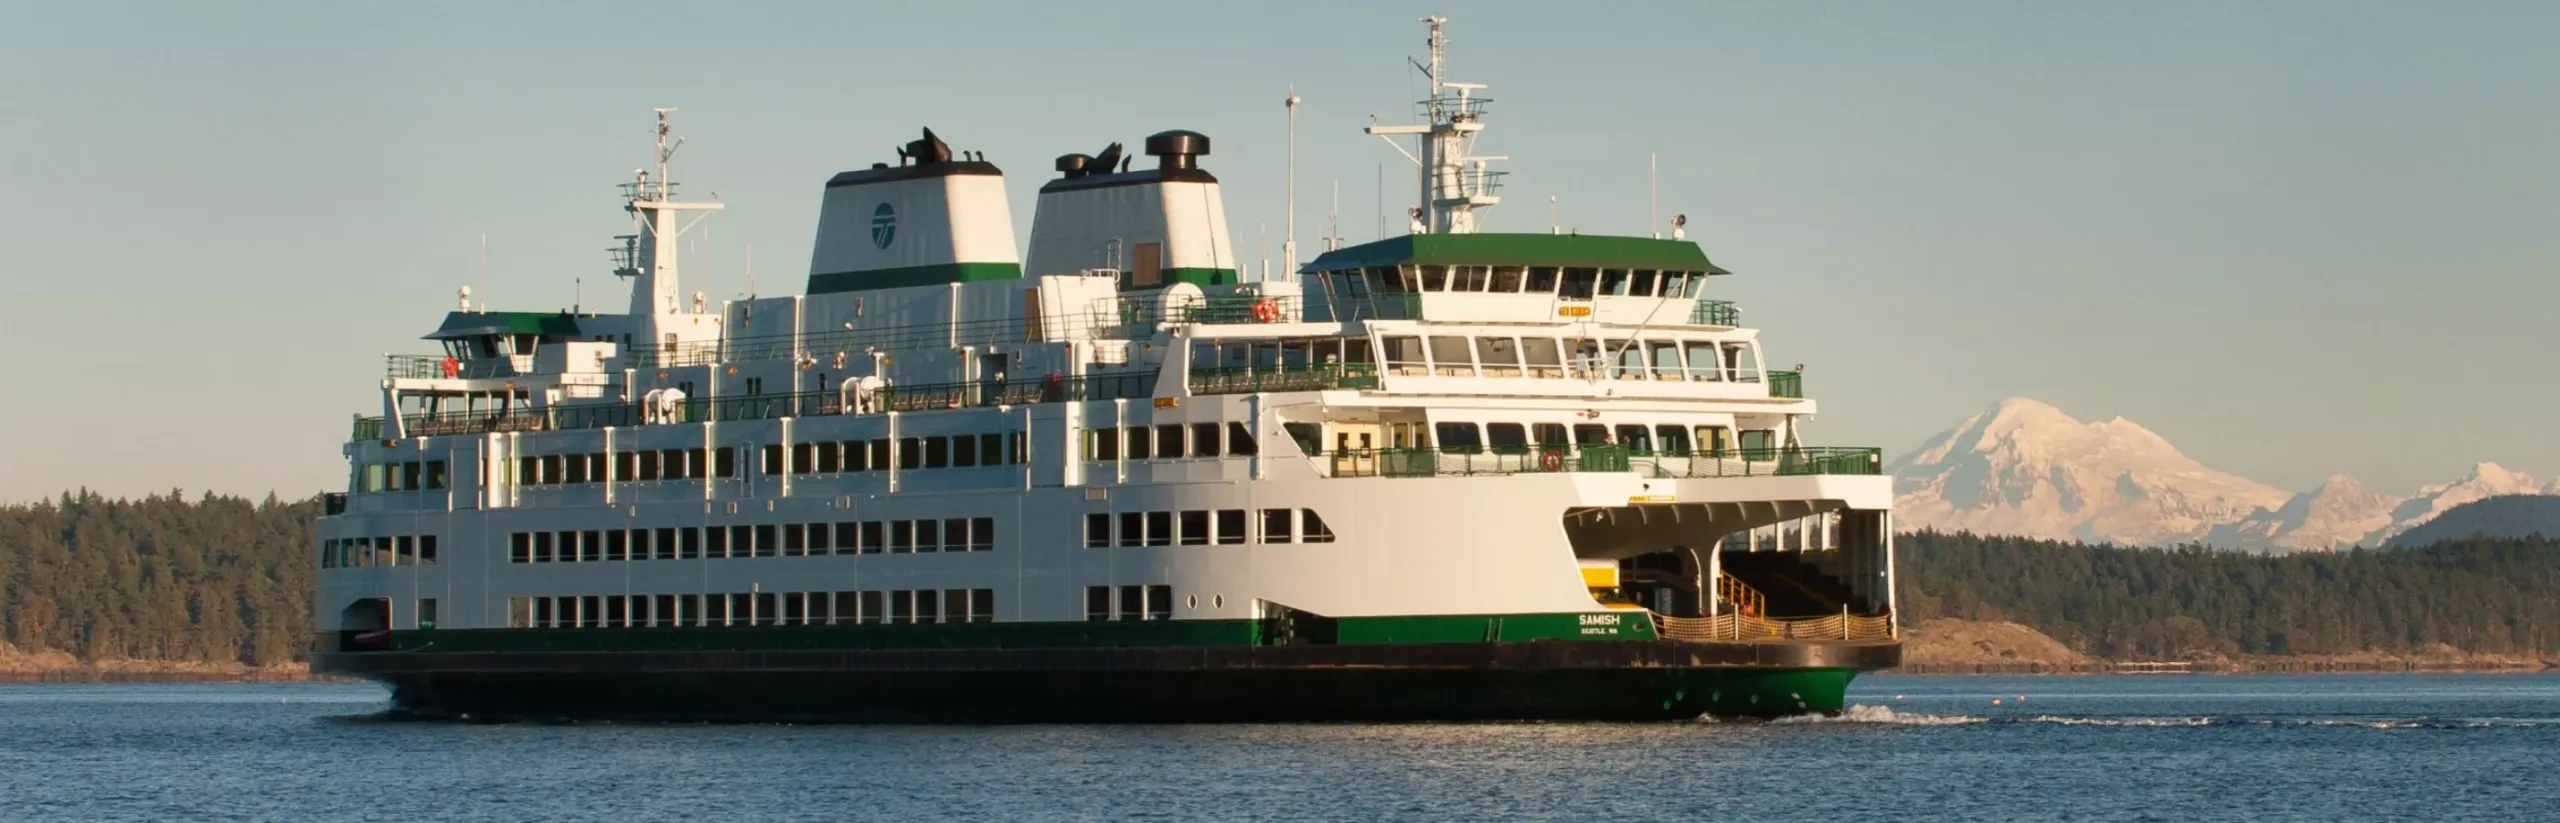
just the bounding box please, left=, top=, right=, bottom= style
left=1284, top=87, right=1301, bottom=281
left=620, top=107, right=724, bottom=343
left=1365, top=16, right=1506, bottom=234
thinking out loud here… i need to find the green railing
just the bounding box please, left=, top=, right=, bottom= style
left=351, top=371, right=1156, bottom=442
left=385, top=354, right=520, bottom=380
left=1318, top=445, right=1882, bottom=479
left=1640, top=447, right=1883, bottom=478
left=1768, top=370, right=1802, bottom=399
left=627, top=318, right=1041, bottom=370
left=1174, top=294, right=1304, bottom=325
left=1188, top=363, right=1379, bottom=395
left=1689, top=299, right=1739, bottom=326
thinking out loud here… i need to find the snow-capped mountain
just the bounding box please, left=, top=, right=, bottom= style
left=1891, top=398, right=2545, bottom=551
left=2201, top=474, right=2397, bottom=554
left=1889, top=398, right=2291, bottom=546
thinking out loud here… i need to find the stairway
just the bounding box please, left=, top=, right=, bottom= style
left=1718, top=551, right=1855, bottom=618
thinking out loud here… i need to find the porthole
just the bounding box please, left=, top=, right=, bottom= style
left=1185, top=594, right=1199, bottom=610
left=1213, top=595, right=1225, bottom=609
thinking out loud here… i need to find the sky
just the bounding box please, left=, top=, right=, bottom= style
left=2, top=0, right=2555, bottom=503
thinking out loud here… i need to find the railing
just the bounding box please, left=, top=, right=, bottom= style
left=1649, top=611, right=1895, bottom=643
left=1717, top=572, right=1767, bottom=620
left=1688, top=299, right=1739, bottom=326
left=627, top=318, right=1041, bottom=370
left=322, top=493, right=348, bottom=516
left=1173, top=294, right=1305, bottom=325
left=1319, top=445, right=1630, bottom=478
left=1636, top=447, right=1882, bottom=478
left=1767, top=370, right=1802, bottom=399
left=1188, top=363, right=1379, bottom=395
left=1322, top=293, right=1422, bottom=323
left=349, top=370, right=1157, bottom=442
left=385, top=354, right=520, bottom=380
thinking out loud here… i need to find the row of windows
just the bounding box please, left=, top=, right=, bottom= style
left=505, top=589, right=996, bottom=628
left=760, top=432, right=1027, bottom=476
left=519, top=447, right=741, bottom=486
left=1379, top=334, right=1761, bottom=383
left=1085, top=585, right=1176, bottom=621
left=1321, top=264, right=1716, bottom=300
left=506, top=518, right=997, bottom=564
left=1083, top=508, right=1335, bottom=548
left=1082, top=422, right=1261, bottom=462
left=321, top=535, right=439, bottom=568
left=359, top=460, right=449, bottom=493
left=1418, top=422, right=1781, bottom=456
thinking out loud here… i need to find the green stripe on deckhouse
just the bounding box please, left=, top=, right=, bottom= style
left=365, top=612, right=1654, bottom=654
left=806, top=262, right=1025, bottom=293
left=1300, top=232, right=1727, bottom=274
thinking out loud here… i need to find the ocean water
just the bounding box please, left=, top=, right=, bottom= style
left=0, top=675, right=2553, bottom=822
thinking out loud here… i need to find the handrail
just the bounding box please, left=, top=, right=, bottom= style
left=349, top=370, right=1157, bottom=442
left=1717, top=572, right=1767, bottom=619
left=1688, top=299, right=1739, bottom=326
left=1188, top=363, right=1379, bottom=395
left=1768, top=370, right=1802, bottom=399
left=1174, top=294, right=1305, bottom=325
left=1636, top=446, right=1882, bottom=478
left=626, top=316, right=1063, bottom=369
left=1649, top=611, right=1894, bottom=643
left=385, top=354, right=520, bottom=380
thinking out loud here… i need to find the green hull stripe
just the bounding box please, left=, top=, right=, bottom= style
left=808, top=262, right=1024, bottom=293
left=1333, top=611, right=1655, bottom=644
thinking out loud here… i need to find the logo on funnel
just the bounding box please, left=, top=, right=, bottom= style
left=870, top=203, right=897, bottom=249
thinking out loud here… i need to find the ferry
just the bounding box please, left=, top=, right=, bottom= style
left=313, top=17, right=1901, bottom=721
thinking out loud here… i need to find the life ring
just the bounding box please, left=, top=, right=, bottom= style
left=1539, top=450, right=1564, bottom=472
left=438, top=356, right=461, bottom=378
left=1250, top=298, right=1280, bottom=323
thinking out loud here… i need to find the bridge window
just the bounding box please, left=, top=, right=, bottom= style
left=1614, top=425, right=1655, bottom=455
left=1598, top=269, right=1630, bottom=296
left=1453, top=265, right=1489, bottom=291
left=1156, top=425, right=1184, bottom=458
left=1656, top=425, right=1694, bottom=456
left=1685, top=341, right=1724, bottom=381
left=1630, top=270, right=1660, bottom=297
left=1475, top=337, right=1523, bottom=377
left=1526, top=266, right=1559, bottom=293
left=1417, top=265, right=1450, bottom=291
left=1382, top=336, right=1427, bottom=376
left=1490, top=266, right=1525, bottom=292
left=1433, top=422, right=1483, bottom=453
left=1428, top=336, right=1475, bottom=377
left=1216, top=509, right=1247, bottom=545
left=1559, top=268, right=1596, bottom=299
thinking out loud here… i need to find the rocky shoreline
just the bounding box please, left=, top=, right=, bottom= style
left=1893, top=618, right=2553, bottom=675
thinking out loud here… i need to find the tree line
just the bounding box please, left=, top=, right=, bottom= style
left=0, top=491, right=314, bottom=667
left=1897, top=530, right=2560, bottom=659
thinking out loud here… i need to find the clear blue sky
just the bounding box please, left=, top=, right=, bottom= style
left=3, top=0, right=2554, bottom=503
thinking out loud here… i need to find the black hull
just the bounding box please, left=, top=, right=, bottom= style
left=317, top=640, right=1899, bottom=722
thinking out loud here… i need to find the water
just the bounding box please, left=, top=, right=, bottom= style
left=1, top=674, right=2553, bottom=822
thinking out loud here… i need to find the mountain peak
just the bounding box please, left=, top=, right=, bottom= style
left=2313, top=474, right=2367, bottom=495
left=1893, top=398, right=2289, bottom=546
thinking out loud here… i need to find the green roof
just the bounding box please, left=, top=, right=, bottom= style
left=1300, top=233, right=1728, bottom=275
left=426, top=311, right=587, bottom=340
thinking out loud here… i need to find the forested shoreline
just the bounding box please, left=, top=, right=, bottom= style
left=0, top=494, right=2553, bottom=670
left=1898, top=531, right=2560, bottom=659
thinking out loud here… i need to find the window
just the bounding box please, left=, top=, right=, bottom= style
left=1382, top=335, right=1427, bottom=375
left=705, top=526, right=729, bottom=557
left=860, top=521, right=884, bottom=554
left=508, top=597, right=530, bottom=628
left=833, top=522, right=858, bottom=555
left=655, top=594, right=678, bottom=627
left=1428, top=336, right=1475, bottom=376
left=1302, top=510, right=1337, bottom=543
left=1117, top=585, right=1144, bottom=621
left=581, top=596, right=602, bottom=628
left=1685, top=341, right=1724, bottom=381
left=1009, top=432, right=1027, bottom=464
left=638, top=450, right=660, bottom=480
left=762, top=444, right=784, bottom=475
left=1725, top=342, right=1761, bottom=382
left=844, top=441, right=869, bottom=472
left=981, top=433, right=1004, bottom=465
left=605, top=596, right=628, bottom=628
left=971, top=589, right=994, bottom=623
left=806, top=592, right=831, bottom=625
left=1490, top=266, right=1524, bottom=292
left=1216, top=510, right=1246, bottom=545
left=1146, top=585, right=1173, bottom=621
left=533, top=531, right=554, bottom=563
left=1630, top=269, right=1660, bottom=297
left=1522, top=337, right=1565, bottom=378
left=1740, top=429, right=1777, bottom=453
left=1573, top=424, right=1611, bottom=447
left=1262, top=508, right=1294, bottom=543
left=616, top=451, right=637, bottom=480
left=1088, top=427, right=1119, bottom=461
left=1476, top=337, right=1522, bottom=377
left=606, top=530, right=628, bottom=562
left=1453, top=265, right=1488, bottom=291
left=667, top=449, right=691, bottom=479
left=1156, top=425, right=1184, bottom=458
left=889, top=590, right=914, bottom=624
left=1417, top=264, right=1450, bottom=291
left=953, top=434, right=977, bottom=467
left=915, top=519, right=940, bottom=553
left=924, top=436, right=949, bottom=469
left=581, top=531, right=603, bottom=562
left=680, top=527, right=702, bottom=559
left=1118, top=512, right=1144, bottom=548
left=715, top=446, right=738, bottom=478
left=833, top=591, right=859, bottom=624
left=1487, top=423, right=1529, bottom=452
left=817, top=442, right=841, bottom=473
left=970, top=517, right=994, bottom=552
left=532, top=598, right=554, bottom=628
left=914, top=589, right=940, bottom=625
left=1613, top=342, right=1650, bottom=380
left=1434, top=422, right=1483, bottom=454
left=860, top=590, right=885, bottom=625
left=1125, top=427, right=1151, bottom=461
left=656, top=527, right=678, bottom=560
left=899, top=438, right=923, bottom=470
left=867, top=440, right=890, bottom=470
left=1559, top=267, right=1597, bottom=299
left=784, top=524, right=806, bottom=555
left=1656, top=425, right=1694, bottom=456
left=890, top=520, right=913, bottom=553
left=754, top=592, right=776, bottom=627
left=1179, top=511, right=1210, bottom=546
left=426, top=460, right=448, bottom=489
left=1648, top=341, right=1686, bottom=381
left=783, top=592, right=806, bottom=626
left=1226, top=422, right=1258, bottom=456
left=511, top=532, right=531, bottom=564
left=944, top=518, right=969, bottom=552
left=1190, top=423, right=1220, bottom=457
left=753, top=524, right=776, bottom=557
left=403, top=461, right=425, bottom=489
left=1145, top=512, right=1172, bottom=547
left=1086, top=586, right=1113, bottom=622
left=1526, top=267, right=1558, bottom=293
left=1087, top=513, right=1112, bottom=548
left=1598, top=269, right=1629, bottom=296
left=1615, top=424, right=1655, bottom=455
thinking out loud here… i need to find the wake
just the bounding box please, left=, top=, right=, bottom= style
left=1770, top=704, right=2560, bottom=730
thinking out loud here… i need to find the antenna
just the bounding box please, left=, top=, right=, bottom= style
left=1327, top=179, right=1341, bottom=251
left=1284, top=87, right=1301, bottom=280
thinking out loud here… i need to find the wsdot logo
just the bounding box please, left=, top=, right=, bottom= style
left=870, top=203, right=897, bottom=249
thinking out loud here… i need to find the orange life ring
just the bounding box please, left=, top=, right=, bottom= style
left=438, top=357, right=461, bottom=378
left=1250, top=298, right=1279, bottom=323
left=1539, top=450, right=1564, bottom=472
